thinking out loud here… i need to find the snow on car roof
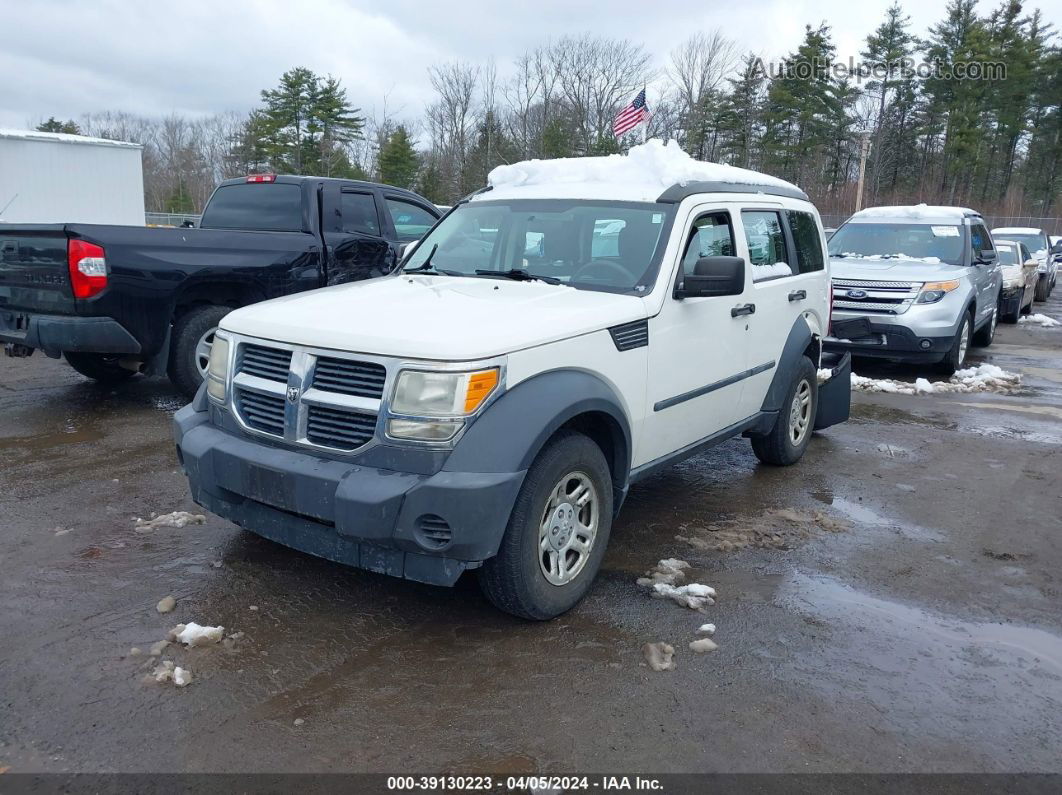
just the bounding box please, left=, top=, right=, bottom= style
left=849, top=204, right=978, bottom=223
left=992, top=227, right=1045, bottom=234
left=0, top=127, right=143, bottom=150
left=479, top=139, right=803, bottom=203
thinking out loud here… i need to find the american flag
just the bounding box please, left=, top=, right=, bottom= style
left=613, top=88, right=651, bottom=137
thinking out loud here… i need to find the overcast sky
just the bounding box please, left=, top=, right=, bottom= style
left=3, top=0, right=1061, bottom=131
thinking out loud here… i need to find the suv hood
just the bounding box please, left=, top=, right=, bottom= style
left=221, top=274, right=646, bottom=360
left=830, top=256, right=967, bottom=283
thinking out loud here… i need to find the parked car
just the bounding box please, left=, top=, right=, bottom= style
left=991, top=227, right=1055, bottom=302
left=996, top=240, right=1038, bottom=322
left=174, top=147, right=851, bottom=620
left=0, top=175, right=441, bottom=396
left=825, top=205, right=1002, bottom=375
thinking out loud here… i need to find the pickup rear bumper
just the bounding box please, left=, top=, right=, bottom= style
left=0, top=309, right=141, bottom=358
left=173, top=399, right=525, bottom=587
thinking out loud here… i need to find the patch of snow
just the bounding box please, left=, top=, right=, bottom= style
left=156, top=596, right=176, bottom=614
left=642, top=642, right=676, bottom=672
left=851, top=364, right=1020, bottom=395
left=0, top=126, right=143, bottom=149
left=697, top=623, right=716, bottom=635
left=817, top=368, right=833, bottom=384
left=1020, top=313, right=1060, bottom=328
left=689, top=638, right=718, bottom=653
left=294, top=718, right=305, bottom=726
left=485, top=139, right=800, bottom=203
left=173, top=667, right=192, bottom=687
left=752, top=262, right=793, bottom=280
left=650, top=581, right=717, bottom=610
left=151, top=660, right=192, bottom=687
left=134, top=511, right=205, bottom=531
left=851, top=204, right=974, bottom=222
left=129, top=647, right=142, bottom=657
left=169, top=622, right=225, bottom=647
left=635, top=558, right=690, bottom=588
left=148, top=640, right=169, bottom=657
left=837, top=252, right=942, bottom=263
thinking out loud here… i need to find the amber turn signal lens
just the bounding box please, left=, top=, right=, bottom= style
left=464, top=369, right=499, bottom=413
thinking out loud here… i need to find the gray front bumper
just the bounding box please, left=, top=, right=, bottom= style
left=174, top=403, right=525, bottom=586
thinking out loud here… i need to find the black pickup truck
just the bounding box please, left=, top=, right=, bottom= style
left=0, top=175, right=440, bottom=396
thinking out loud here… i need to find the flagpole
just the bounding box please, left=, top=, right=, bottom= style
left=641, top=84, right=648, bottom=144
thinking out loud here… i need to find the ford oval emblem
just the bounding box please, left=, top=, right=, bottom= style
left=846, top=289, right=867, bottom=299
left=286, top=386, right=300, bottom=404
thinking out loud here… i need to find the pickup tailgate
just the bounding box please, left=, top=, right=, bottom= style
left=0, top=225, right=76, bottom=315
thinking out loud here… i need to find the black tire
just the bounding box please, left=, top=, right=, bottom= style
left=1001, top=296, right=1020, bottom=324
left=1034, top=275, right=1050, bottom=302
left=751, top=356, right=817, bottom=466
left=479, top=431, right=613, bottom=620
left=64, top=352, right=137, bottom=384
left=168, top=305, right=232, bottom=399
left=1021, top=296, right=1033, bottom=316
left=972, top=297, right=998, bottom=347
left=936, top=310, right=972, bottom=376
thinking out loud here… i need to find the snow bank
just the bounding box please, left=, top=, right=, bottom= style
left=487, top=139, right=800, bottom=196
left=169, top=622, right=225, bottom=647
left=851, top=204, right=974, bottom=222
left=851, top=364, right=1021, bottom=396
left=1020, top=313, right=1060, bottom=328
left=134, top=511, right=205, bottom=530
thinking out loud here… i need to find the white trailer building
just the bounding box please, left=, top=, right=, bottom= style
left=0, top=128, right=145, bottom=225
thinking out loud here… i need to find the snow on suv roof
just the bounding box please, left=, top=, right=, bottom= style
left=849, top=204, right=979, bottom=224
left=479, top=139, right=807, bottom=203
left=992, top=227, right=1044, bottom=235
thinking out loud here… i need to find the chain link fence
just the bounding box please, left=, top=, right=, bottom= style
left=145, top=212, right=200, bottom=227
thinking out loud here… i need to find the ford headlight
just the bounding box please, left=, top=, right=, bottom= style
left=205, top=334, right=230, bottom=402
left=916, top=280, right=960, bottom=304
left=388, top=367, right=500, bottom=442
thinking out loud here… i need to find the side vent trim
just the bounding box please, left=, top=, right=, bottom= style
left=609, top=320, right=649, bottom=352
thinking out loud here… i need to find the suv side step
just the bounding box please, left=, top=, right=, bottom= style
left=815, top=351, right=852, bottom=430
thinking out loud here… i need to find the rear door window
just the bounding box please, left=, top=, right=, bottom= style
left=741, top=210, right=793, bottom=281
left=341, top=191, right=381, bottom=236
left=386, top=198, right=437, bottom=242
left=200, top=183, right=303, bottom=231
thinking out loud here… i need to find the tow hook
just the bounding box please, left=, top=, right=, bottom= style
left=4, top=342, right=35, bottom=358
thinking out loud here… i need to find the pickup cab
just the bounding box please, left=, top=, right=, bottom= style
left=174, top=141, right=851, bottom=619
left=0, top=175, right=440, bottom=395
left=825, top=205, right=1002, bottom=375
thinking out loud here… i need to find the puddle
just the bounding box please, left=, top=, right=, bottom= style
left=0, top=421, right=105, bottom=452
left=954, top=401, right=1062, bottom=421
left=831, top=498, right=944, bottom=542
left=780, top=573, right=1062, bottom=676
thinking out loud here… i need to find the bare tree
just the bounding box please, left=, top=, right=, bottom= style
left=667, top=31, right=739, bottom=159
left=426, top=61, right=480, bottom=195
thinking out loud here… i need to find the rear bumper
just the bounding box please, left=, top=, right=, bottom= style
left=0, top=309, right=141, bottom=357
left=174, top=402, right=525, bottom=587
left=824, top=319, right=952, bottom=363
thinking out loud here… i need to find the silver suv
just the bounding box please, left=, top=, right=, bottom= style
left=825, top=205, right=1003, bottom=375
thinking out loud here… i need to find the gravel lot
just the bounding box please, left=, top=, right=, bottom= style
left=1, top=294, right=1060, bottom=775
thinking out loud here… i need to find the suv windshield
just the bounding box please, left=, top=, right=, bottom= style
left=402, top=199, right=675, bottom=293
left=828, top=222, right=964, bottom=265
left=993, top=233, right=1046, bottom=256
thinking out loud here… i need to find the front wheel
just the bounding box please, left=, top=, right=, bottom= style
left=65, top=352, right=137, bottom=384
left=936, top=312, right=971, bottom=376
left=1034, top=275, right=1050, bottom=302
left=751, top=355, right=817, bottom=466
left=479, top=431, right=613, bottom=620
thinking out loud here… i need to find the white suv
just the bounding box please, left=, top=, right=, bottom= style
left=174, top=142, right=851, bottom=619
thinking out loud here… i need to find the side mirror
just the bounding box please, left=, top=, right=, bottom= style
left=675, top=256, right=745, bottom=299
left=180, top=219, right=195, bottom=228
left=398, top=241, right=417, bottom=262
left=1051, top=243, right=1062, bottom=255
left=1025, top=259, right=1039, bottom=268
left=977, top=249, right=996, bottom=263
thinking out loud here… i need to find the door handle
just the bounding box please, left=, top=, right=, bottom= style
left=788, top=289, right=807, bottom=302
left=731, top=303, right=756, bottom=317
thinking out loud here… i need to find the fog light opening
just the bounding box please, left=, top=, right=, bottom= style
left=919, top=339, right=932, bottom=350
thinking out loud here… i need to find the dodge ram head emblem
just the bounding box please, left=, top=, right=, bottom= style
left=286, top=386, right=300, bottom=403
left=845, top=289, right=868, bottom=299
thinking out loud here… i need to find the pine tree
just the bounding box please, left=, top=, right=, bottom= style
left=378, top=126, right=420, bottom=188
left=37, top=117, right=81, bottom=135
left=717, top=54, right=767, bottom=168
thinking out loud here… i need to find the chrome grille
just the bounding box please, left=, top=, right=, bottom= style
left=831, top=277, right=922, bottom=315
left=236, top=389, right=286, bottom=435
left=238, top=344, right=292, bottom=382
left=312, top=357, right=386, bottom=399
left=229, top=338, right=387, bottom=454
left=306, top=405, right=377, bottom=450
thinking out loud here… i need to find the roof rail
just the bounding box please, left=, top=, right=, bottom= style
left=657, top=180, right=809, bottom=204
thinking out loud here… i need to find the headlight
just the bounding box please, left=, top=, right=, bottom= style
left=388, top=367, right=500, bottom=442
left=1003, top=277, right=1023, bottom=290
left=205, top=334, right=230, bottom=402
left=1038, top=263, right=1048, bottom=273
left=916, top=280, right=960, bottom=304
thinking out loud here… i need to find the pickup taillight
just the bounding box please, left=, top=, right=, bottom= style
left=68, top=239, right=108, bottom=299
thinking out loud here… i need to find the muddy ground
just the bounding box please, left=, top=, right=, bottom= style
left=1, top=296, right=1060, bottom=775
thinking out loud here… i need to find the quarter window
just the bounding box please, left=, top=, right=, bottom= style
left=386, top=198, right=437, bottom=242
left=341, top=191, right=381, bottom=236
left=741, top=210, right=793, bottom=281
left=786, top=211, right=824, bottom=274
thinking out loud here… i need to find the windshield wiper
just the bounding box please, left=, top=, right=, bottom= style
left=403, top=244, right=461, bottom=276
left=474, top=268, right=562, bottom=285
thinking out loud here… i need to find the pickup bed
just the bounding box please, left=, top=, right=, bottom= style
left=0, top=175, right=441, bottom=395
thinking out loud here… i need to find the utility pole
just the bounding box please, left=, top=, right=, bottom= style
left=854, top=132, right=872, bottom=213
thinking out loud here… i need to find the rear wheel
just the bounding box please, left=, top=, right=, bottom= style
left=479, top=431, right=612, bottom=620
left=65, top=352, right=137, bottom=384
left=936, top=311, right=971, bottom=376
left=751, top=356, right=817, bottom=466
left=168, top=305, right=232, bottom=399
